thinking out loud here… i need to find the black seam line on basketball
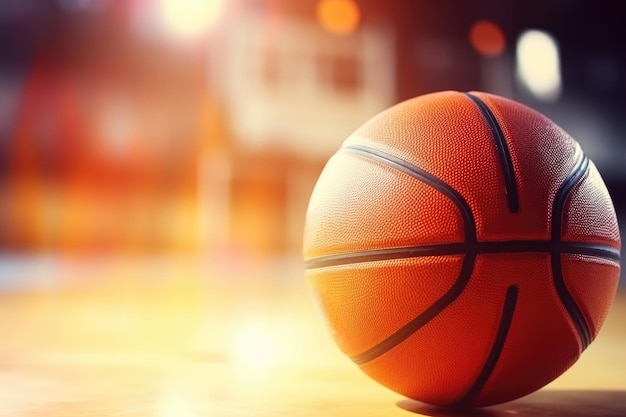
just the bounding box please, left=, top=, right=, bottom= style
left=350, top=253, right=477, bottom=365
left=551, top=154, right=592, bottom=350
left=454, top=285, right=519, bottom=408
left=341, top=144, right=479, bottom=365
left=341, top=145, right=477, bottom=243
left=464, top=93, right=520, bottom=213
left=552, top=154, right=589, bottom=239
left=304, top=241, right=620, bottom=270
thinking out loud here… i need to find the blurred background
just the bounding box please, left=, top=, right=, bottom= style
left=0, top=0, right=625, bottom=394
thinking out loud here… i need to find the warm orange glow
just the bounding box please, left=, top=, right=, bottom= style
left=316, top=0, right=360, bottom=35
left=469, top=20, right=506, bottom=57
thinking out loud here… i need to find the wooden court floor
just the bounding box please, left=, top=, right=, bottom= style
left=0, top=257, right=624, bottom=416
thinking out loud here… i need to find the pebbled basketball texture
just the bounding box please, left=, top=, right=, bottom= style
left=302, top=91, right=621, bottom=407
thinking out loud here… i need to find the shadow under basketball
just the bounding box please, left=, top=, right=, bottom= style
left=397, top=390, right=626, bottom=417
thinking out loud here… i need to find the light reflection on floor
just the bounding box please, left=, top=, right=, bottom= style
left=0, top=255, right=625, bottom=416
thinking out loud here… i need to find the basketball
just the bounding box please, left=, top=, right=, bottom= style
left=302, top=91, right=621, bottom=407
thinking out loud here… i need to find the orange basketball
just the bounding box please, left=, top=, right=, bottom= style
left=302, top=91, right=621, bottom=407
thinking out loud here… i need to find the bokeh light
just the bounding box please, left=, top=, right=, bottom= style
left=516, top=29, right=562, bottom=101
left=316, top=0, right=361, bottom=35
left=469, top=20, right=506, bottom=57
left=158, top=0, right=222, bottom=40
